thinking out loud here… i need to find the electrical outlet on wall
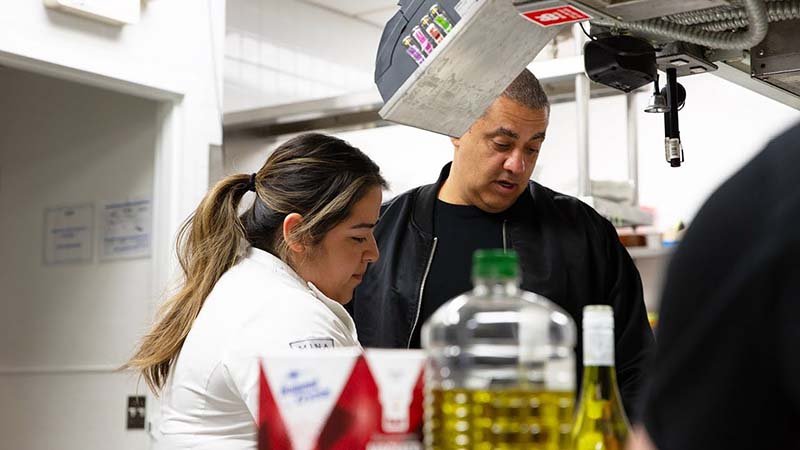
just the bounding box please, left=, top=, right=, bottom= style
left=127, top=396, right=146, bottom=430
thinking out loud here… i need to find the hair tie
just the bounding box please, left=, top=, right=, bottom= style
left=247, top=173, right=257, bottom=192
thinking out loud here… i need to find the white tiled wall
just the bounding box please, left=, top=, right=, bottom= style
left=224, top=0, right=382, bottom=112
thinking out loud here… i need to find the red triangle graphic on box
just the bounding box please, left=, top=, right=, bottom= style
left=258, top=365, right=293, bottom=450
left=315, top=354, right=381, bottom=450
left=403, top=367, right=425, bottom=435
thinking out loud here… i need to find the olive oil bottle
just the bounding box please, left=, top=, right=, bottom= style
left=422, top=250, right=576, bottom=450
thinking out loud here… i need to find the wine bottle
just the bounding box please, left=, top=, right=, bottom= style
left=572, top=305, right=631, bottom=450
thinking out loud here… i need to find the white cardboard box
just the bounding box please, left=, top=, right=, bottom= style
left=258, top=349, right=425, bottom=450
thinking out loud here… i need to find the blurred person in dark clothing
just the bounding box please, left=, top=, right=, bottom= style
left=630, top=121, right=800, bottom=450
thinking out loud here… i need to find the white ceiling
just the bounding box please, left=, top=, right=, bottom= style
left=298, top=0, right=399, bottom=27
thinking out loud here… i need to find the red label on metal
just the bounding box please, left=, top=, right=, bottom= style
left=522, top=5, right=592, bottom=27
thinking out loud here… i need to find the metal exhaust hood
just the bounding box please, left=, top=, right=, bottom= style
left=376, top=0, right=565, bottom=137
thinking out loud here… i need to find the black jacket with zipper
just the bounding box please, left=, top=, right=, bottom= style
left=349, top=163, right=654, bottom=417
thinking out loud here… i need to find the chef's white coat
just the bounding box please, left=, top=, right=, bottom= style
left=153, top=247, right=360, bottom=449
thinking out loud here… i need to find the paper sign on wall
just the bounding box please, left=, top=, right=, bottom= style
left=44, top=204, right=94, bottom=265
left=101, top=199, right=152, bottom=260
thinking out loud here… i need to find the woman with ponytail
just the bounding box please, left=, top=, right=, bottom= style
left=124, top=133, right=387, bottom=449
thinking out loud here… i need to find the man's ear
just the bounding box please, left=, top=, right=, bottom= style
left=282, top=213, right=305, bottom=254
left=450, top=136, right=461, bottom=149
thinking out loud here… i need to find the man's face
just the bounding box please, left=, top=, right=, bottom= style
left=449, top=96, right=549, bottom=213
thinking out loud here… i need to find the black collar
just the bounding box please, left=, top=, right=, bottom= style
left=410, top=163, right=536, bottom=236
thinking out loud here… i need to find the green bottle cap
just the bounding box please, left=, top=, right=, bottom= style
left=472, top=249, right=519, bottom=279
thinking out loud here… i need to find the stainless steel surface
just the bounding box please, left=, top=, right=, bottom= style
left=591, top=180, right=635, bottom=204
left=574, top=76, right=591, bottom=193
left=223, top=91, right=385, bottom=137
left=705, top=48, right=747, bottom=63
left=712, top=61, right=800, bottom=110
left=579, top=196, right=654, bottom=226
left=513, top=0, right=566, bottom=10
left=626, top=92, right=639, bottom=206
left=751, top=19, right=800, bottom=97
left=752, top=69, right=800, bottom=98
left=544, top=78, right=637, bottom=103
left=656, top=42, right=718, bottom=77
left=379, top=0, right=564, bottom=137
left=574, top=25, right=591, bottom=197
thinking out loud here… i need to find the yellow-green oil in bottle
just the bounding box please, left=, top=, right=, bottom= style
left=425, top=388, right=574, bottom=450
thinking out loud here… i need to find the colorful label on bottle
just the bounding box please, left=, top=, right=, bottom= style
left=402, top=36, right=426, bottom=65
left=412, top=26, right=434, bottom=55
left=431, top=6, right=454, bottom=33
left=425, top=22, right=444, bottom=44
left=405, top=45, right=426, bottom=66
left=433, top=15, right=453, bottom=33
left=583, top=326, right=614, bottom=366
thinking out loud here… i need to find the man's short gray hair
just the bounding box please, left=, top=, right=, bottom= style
left=501, top=69, right=549, bottom=112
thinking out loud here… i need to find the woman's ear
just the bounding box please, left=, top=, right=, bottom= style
left=282, top=213, right=305, bottom=254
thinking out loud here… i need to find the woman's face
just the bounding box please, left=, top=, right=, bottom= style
left=294, top=185, right=382, bottom=304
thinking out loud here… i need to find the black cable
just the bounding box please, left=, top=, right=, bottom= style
left=579, top=21, right=595, bottom=41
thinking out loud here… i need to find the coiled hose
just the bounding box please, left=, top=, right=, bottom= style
left=666, top=1, right=800, bottom=32
left=591, top=0, right=769, bottom=50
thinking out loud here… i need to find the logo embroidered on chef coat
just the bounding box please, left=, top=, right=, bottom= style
left=289, top=338, right=335, bottom=349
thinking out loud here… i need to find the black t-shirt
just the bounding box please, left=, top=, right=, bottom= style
left=408, top=199, right=505, bottom=348
left=640, top=122, right=800, bottom=450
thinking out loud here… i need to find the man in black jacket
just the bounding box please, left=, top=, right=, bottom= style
left=350, top=69, right=654, bottom=416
